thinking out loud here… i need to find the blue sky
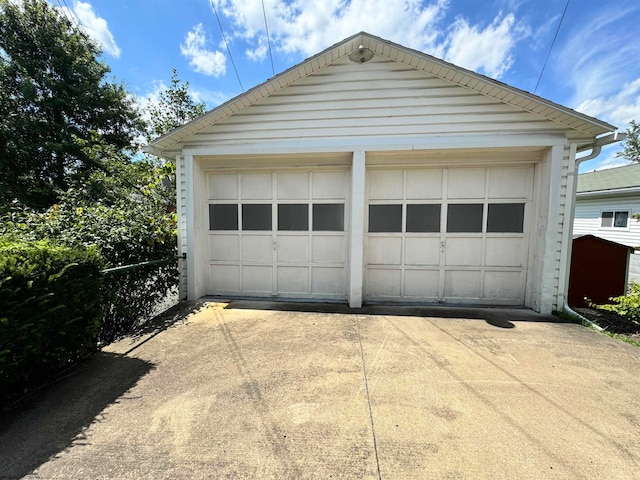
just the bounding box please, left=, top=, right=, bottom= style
left=53, top=0, right=640, bottom=172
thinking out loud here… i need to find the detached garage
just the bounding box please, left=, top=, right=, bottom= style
left=147, top=32, right=622, bottom=314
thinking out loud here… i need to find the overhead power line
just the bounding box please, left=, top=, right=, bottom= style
left=534, top=0, right=570, bottom=94
left=209, top=0, right=244, bottom=92
left=261, top=0, right=275, bottom=76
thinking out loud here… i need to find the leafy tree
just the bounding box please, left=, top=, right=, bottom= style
left=146, top=69, right=206, bottom=141
left=0, top=0, right=144, bottom=209
left=617, top=120, right=640, bottom=162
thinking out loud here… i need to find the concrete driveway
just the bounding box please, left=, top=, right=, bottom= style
left=1, top=301, right=639, bottom=479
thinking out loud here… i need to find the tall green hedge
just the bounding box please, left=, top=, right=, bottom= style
left=0, top=240, right=104, bottom=399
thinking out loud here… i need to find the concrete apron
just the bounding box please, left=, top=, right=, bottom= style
left=2, top=301, right=640, bottom=479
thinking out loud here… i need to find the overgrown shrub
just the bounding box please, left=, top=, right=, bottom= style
left=592, top=282, right=640, bottom=324
left=0, top=239, right=104, bottom=400
left=1, top=156, right=179, bottom=344
left=100, top=260, right=178, bottom=344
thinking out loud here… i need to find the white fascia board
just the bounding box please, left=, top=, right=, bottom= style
left=182, top=133, right=568, bottom=157
left=576, top=187, right=640, bottom=198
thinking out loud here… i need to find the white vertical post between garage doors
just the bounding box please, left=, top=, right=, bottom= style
left=349, top=151, right=366, bottom=307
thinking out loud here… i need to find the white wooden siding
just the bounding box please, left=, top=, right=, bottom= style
left=185, top=57, right=570, bottom=148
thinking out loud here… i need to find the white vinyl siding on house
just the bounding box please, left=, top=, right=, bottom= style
left=185, top=57, right=571, bottom=148
left=574, top=195, right=640, bottom=284
left=574, top=196, right=640, bottom=246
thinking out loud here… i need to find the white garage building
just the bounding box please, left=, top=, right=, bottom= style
left=147, top=32, right=621, bottom=314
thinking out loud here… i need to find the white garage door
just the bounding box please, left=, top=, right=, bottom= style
left=207, top=169, right=349, bottom=299
left=365, top=166, right=533, bottom=305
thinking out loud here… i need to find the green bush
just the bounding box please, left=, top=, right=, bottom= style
left=1, top=156, right=179, bottom=345
left=0, top=239, right=104, bottom=400
left=592, top=282, right=640, bottom=324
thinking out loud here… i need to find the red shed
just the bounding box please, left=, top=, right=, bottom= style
left=568, top=235, right=634, bottom=308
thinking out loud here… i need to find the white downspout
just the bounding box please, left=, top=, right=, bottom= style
left=561, top=131, right=626, bottom=326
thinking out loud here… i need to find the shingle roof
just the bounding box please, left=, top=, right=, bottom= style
left=577, top=163, right=640, bottom=193
left=147, top=31, right=617, bottom=157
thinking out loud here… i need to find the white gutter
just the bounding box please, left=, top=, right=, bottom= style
left=577, top=186, right=640, bottom=198
left=562, top=131, right=627, bottom=323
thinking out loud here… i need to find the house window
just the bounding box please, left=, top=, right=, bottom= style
left=446, top=204, right=483, bottom=233
left=242, top=204, right=272, bottom=230
left=369, top=204, right=402, bottom=232
left=406, top=204, right=441, bottom=233
left=313, top=204, right=344, bottom=231
left=487, top=203, right=525, bottom=233
left=209, top=204, right=238, bottom=230
left=278, top=204, right=309, bottom=231
left=601, top=211, right=629, bottom=229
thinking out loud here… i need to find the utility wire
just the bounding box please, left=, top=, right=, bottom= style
left=534, top=0, right=570, bottom=94
left=209, top=0, right=244, bottom=92
left=261, top=0, right=275, bottom=76
left=55, top=0, right=82, bottom=33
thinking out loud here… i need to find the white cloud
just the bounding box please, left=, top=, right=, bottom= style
left=556, top=4, right=640, bottom=126
left=442, top=13, right=523, bottom=79
left=181, top=24, right=227, bottom=77
left=576, top=78, right=640, bottom=127
left=213, top=0, right=524, bottom=79
left=60, top=1, right=121, bottom=58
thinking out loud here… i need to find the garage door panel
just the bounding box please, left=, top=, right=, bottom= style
left=368, top=170, right=403, bottom=200
left=444, top=270, right=481, bottom=298
left=483, top=271, right=523, bottom=300
left=368, top=237, right=403, bottom=265
left=277, top=236, right=309, bottom=263
left=406, top=169, right=442, bottom=199
left=242, top=266, right=273, bottom=293
left=210, top=265, right=240, bottom=292
left=445, top=238, right=483, bottom=266
left=241, top=236, right=272, bottom=263
left=312, top=236, right=345, bottom=263
left=485, top=238, right=523, bottom=267
left=367, top=269, right=402, bottom=297
left=405, top=237, right=440, bottom=266
left=404, top=270, right=439, bottom=297
left=209, top=173, right=238, bottom=200
left=277, top=172, right=309, bottom=199
left=365, top=166, right=531, bottom=305
left=488, top=168, right=529, bottom=199
left=312, top=171, right=347, bottom=199
left=241, top=173, right=272, bottom=200
left=447, top=169, right=485, bottom=199
left=311, top=267, right=345, bottom=295
left=210, top=235, right=239, bottom=262
left=278, top=266, right=309, bottom=294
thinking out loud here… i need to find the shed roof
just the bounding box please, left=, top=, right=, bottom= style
left=148, top=31, right=617, bottom=157
left=577, top=163, right=640, bottom=193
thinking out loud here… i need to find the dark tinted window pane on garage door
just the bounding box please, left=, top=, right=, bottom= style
left=369, top=204, right=402, bottom=232
left=447, top=204, right=483, bottom=232
left=487, top=203, right=525, bottom=233
left=242, top=204, right=272, bottom=230
left=313, top=204, right=344, bottom=231
left=406, top=204, right=441, bottom=232
left=278, top=204, right=308, bottom=231
left=209, top=204, right=238, bottom=230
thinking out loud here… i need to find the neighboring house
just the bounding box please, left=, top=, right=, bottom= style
left=574, top=163, right=640, bottom=283
left=147, top=32, right=622, bottom=314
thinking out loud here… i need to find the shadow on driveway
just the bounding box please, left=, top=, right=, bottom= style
left=0, top=352, right=154, bottom=479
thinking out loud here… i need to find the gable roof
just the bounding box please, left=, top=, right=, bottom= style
left=577, top=163, right=640, bottom=193
left=147, top=31, right=617, bottom=157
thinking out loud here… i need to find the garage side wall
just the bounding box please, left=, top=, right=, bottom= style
left=176, top=154, right=188, bottom=299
